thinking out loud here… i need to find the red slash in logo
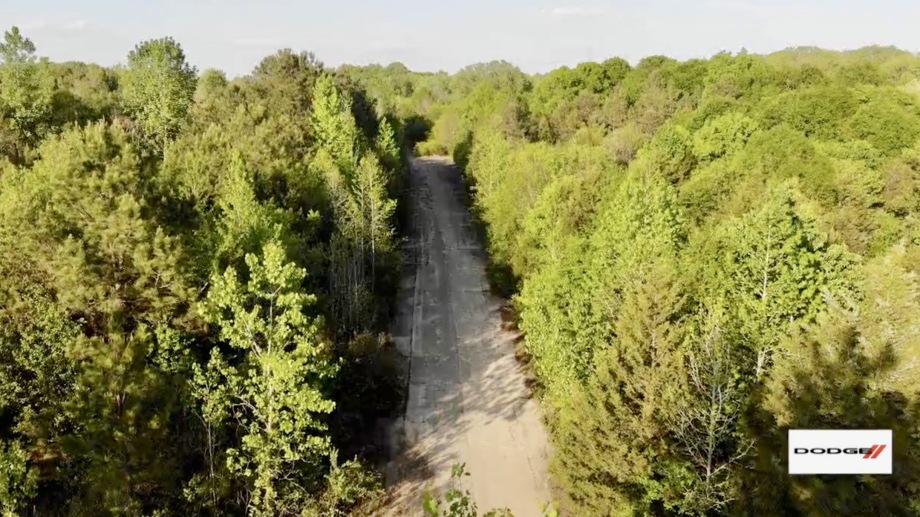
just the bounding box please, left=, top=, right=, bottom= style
left=863, top=445, right=886, bottom=459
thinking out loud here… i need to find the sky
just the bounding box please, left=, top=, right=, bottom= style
left=2, top=0, right=919, bottom=77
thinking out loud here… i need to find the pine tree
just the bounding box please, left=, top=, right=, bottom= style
left=0, top=122, right=192, bottom=329
left=700, top=185, right=858, bottom=379
left=374, top=116, right=400, bottom=175
left=518, top=163, right=685, bottom=403
left=310, top=75, right=360, bottom=170
left=0, top=121, right=198, bottom=512
left=552, top=257, right=689, bottom=516
left=213, top=153, right=293, bottom=270
left=198, top=241, right=337, bottom=516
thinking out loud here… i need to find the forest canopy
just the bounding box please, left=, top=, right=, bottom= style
left=2, top=20, right=920, bottom=516
left=0, top=27, right=406, bottom=516
left=339, top=46, right=920, bottom=515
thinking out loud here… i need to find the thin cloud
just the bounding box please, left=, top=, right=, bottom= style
left=705, top=0, right=766, bottom=14
left=541, top=6, right=612, bottom=17
left=19, top=20, right=47, bottom=31
left=234, top=37, right=283, bottom=49
left=65, top=20, right=88, bottom=31
left=15, top=19, right=90, bottom=33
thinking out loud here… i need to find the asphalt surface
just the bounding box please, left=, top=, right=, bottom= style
left=383, top=157, right=551, bottom=516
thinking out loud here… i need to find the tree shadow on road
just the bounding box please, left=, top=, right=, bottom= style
left=379, top=157, right=551, bottom=516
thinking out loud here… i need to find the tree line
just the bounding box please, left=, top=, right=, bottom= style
left=0, top=27, right=409, bottom=515
left=340, top=47, right=920, bottom=515
left=4, top=22, right=920, bottom=515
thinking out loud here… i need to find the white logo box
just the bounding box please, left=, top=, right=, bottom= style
left=788, top=429, right=892, bottom=475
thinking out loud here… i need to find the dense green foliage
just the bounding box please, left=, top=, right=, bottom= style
left=4, top=19, right=920, bottom=516
left=340, top=46, right=920, bottom=515
left=0, top=27, right=409, bottom=515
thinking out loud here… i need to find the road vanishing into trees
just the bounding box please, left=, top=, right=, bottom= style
left=384, top=157, right=552, bottom=516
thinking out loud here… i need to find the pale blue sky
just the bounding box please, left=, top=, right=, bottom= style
left=2, top=1, right=919, bottom=76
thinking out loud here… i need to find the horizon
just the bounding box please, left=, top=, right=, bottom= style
left=6, top=32, right=918, bottom=79
left=3, top=1, right=920, bottom=77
